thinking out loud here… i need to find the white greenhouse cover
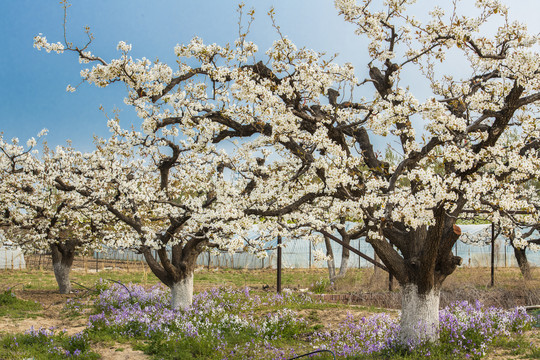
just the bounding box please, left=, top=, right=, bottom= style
left=0, top=241, right=26, bottom=269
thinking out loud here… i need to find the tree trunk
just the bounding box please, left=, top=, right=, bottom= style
left=373, top=251, right=380, bottom=275
left=170, top=273, right=194, bottom=310
left=368, top=211, right=463, bottom=345
left=323, top=236, right=336, bottom=282
left=337, top=245, right=350, bottom=278
left=512, top=244, right=532, bottom=280
left=50, top=242, right=76, bottom=294
left=400, top=284, right=440, bottom=344
left=141, top=240, right=203, bottom=310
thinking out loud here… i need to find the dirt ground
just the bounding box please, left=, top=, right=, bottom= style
left=0, top=288, right=148, bottom=359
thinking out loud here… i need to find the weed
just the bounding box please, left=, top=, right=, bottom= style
left=0, top=289, right=41, bottom=318
left=0, top=328, right=99, bottom=360
left=310, top=278, right=331, bottom=294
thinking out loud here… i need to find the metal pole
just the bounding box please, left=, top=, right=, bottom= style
left=358, top=239, right=361, bottom=269
left=308, top=241, right=312, bottom=269
left=388, top=245, right=394, bottom=291
left=504, top=244, right=507, bottom=267
left=277, top=236, right=282, bottom=293
left=491, top=222, right=495, bottom=287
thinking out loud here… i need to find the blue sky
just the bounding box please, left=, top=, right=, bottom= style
left=1, top=0, right=539, bottom=151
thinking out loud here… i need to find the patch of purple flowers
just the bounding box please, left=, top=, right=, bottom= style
left=309, top=313, right=400, bottom=357
left=438, top=300, right=531, bottom=358
left=88, top=283, right=310, bottom=346
left=309, top=300, right=532, bottom=359
left=87, top=283, right=533, bottom=359
left=11, top=327, right=91, bottom=358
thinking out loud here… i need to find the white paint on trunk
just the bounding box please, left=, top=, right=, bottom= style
left=53, top=262, right=71, bottom=294
left=326, top=256, right=336, bottom=281
left=170, top=273, right=194, bottom=310
left=337, top=254, right=349, bottom=278
left=400, top=284, right=440, bottom=345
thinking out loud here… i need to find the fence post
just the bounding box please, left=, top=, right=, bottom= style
left=308, top=240, right=312, bottom=269
left=358, top=239, right=361, bottom=268
left=277, top=236, right=282, bottom=293
left=490, top=223, right=495, bottom=287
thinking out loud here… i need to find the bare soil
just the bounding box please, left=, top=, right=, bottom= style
left=92, top=344, right=148, bottom=360
left=0, top=288, right=149, bottom=358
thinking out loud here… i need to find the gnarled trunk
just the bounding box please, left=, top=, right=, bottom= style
left=142, top=240, right=203, bottom=310
left=400, top=284, right=440, bottom=344
left=50, top=241, right=77, bottom=294
left=369, top=210, right=463, bottom=345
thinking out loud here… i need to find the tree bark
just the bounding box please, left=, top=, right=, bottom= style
left=50, top=241, right=76, bottom=294
left=141, top=238, right=204, bottom=310
left=337, top=247, right=350, bottom=278
left=323, top=236, right=336, bottom=282
left=368, top=211, right=462, bottom=344
left=512, top=243, right=532, bottom=280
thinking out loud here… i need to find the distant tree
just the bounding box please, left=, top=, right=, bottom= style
left=0, top=134, right=110, bottom=293
left=48, top=121, right=278, bottom=309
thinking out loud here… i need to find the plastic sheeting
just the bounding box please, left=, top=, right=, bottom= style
left=0, top=245, right=26, bottom=269
left=94, top=225, right=540, bottom=269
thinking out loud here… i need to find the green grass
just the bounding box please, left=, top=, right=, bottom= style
left=0, top=289, right=41, bottom=318
left=0, top=330, right=100, bottom=360
left=492, top=334, right=540, bottom=359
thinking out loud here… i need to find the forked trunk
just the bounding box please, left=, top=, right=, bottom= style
left=400, top=284, right=440, bottom=345
left=141, top=242, right=201, bottom=311
left=369, top=204, right=463, bottom=346
left=170, top=273, right=194, bottom=310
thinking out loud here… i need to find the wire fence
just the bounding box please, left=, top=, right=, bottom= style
left=0, top=224, right=533, bottom=271
left=19, top=236, right=538, bottom=272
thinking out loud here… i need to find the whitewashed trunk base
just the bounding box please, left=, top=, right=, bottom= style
left=170, top=274, right=194, bottom=310
left=400, top=284, right=440, bottom=345
left=53, top=263, right=72, bottom=294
